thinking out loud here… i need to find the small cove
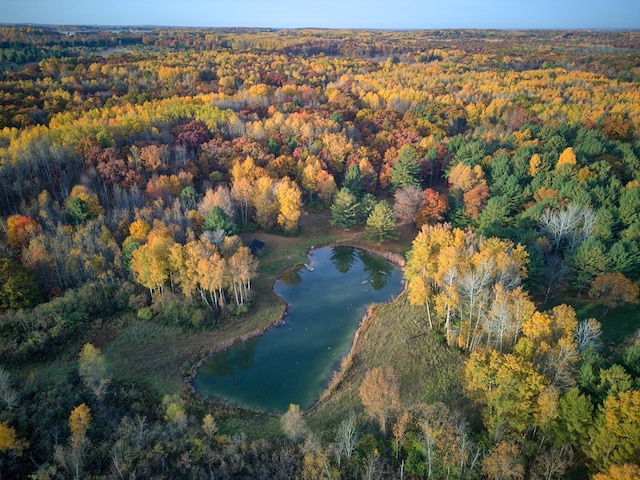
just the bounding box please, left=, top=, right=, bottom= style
left=191, top=246, right=404, bottom=413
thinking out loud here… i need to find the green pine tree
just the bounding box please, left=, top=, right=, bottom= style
left=330, top=188, right=360, bottom=230
left=343, top=165, right=365, bottom=199
left=391, top=145, right=421, bottom=191
left=365, top=200, right=399, bottom=244
left=203, top=206, right=237, bottom=235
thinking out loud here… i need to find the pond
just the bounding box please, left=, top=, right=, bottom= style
left=191, top=246, right=404, bottom=413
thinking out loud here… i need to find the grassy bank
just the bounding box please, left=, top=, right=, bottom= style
left=307, top=292, right=465, bottom=435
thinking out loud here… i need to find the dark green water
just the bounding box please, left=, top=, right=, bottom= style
left=192, top=246, right=403, bottom=413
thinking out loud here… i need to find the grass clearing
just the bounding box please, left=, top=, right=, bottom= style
left=307, top=292, right=465, bottom=436
left=560, top=298, right=640, bottom=346
left=543, top=293, right=640, bottom=346
left=105, top=320, right=189, bottom=395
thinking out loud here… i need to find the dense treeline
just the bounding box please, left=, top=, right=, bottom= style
left=1, top=27, right=639, bottom=478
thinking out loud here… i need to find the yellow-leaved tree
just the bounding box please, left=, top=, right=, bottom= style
left=556, top=147, right=577, bottom=168
left=78, top=343, right=109, bottom=398
left=275, top=177, right=302, bottom=233
left=252, top=176, right=278, bottom=230
left=131, top=226, right=175, bottom=300
left=529, top=153, right=542, bottom=177
left=0, top=421, right=28, bottom=455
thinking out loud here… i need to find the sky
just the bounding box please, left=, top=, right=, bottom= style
left=2, top=0, right=639, bottom=30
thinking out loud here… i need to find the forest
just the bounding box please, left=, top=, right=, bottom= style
left=0, top=26, right=639, bottom=479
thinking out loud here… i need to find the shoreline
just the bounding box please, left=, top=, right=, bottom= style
left=184, top=241, right=407, bottom=414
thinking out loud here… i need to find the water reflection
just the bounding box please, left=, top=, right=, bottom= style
left=357, top=249, right=394, bottom=290
left=330, top=246, right=357, bottom=273
left=279, top=268, right=302, bottom=287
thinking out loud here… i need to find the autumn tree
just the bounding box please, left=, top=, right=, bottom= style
left=316, top=169, right=337, bottom=205
left=139, top=143, right=169, bottom=172
left=227, top=245, right=258, bottom=306
left=593, top=463, right=640, bottom=480
left=175, top=120, right=210, bottom=153
left=393, top=185, right=422, bottom=225
left=482, top=441, right=524, bottom=480
left=0, top=421, right=27, bottom=455
left=281, top=404, right=308, bottom=443
left=415, top=188, right=449, bottom=227
left=168, top=242, right=198, bottom=301
left=6, top=214, right=39, bottom=251
left=275, top=177, right=302, bottom=233
left=60, top=403, right=92, bottom=480
left=359, top=366, right=400, bottom=435
left=252, top=176, right=278, bottom=230
left=586, top=390, right=640, bottom=471
left=529, top=153, right=543, bottom=177
left=300, top=157, right=320, bottom=202
left=556, top=147, right=577, bottom=169
left=448, top=163, right=485, bottom=200
left=199, top=185, right=236, bottom=220
left=231, top=177, right=254, bottom=227
left=201, top=413, right=217, bottom=439
left=465, top=349, right=547, bottom=438
left=131, top=226, right=175, bottom=300
left=589, top=272, right=639, bottom=317
left=520, top=304, right=579, bottom=389
left=78, top=343, right=109, bottom=398
left=463, top=182, right=490, bottom=220
left=195, top=242, right=227, bottom=310
left=128, top=219, right=151, bottom=243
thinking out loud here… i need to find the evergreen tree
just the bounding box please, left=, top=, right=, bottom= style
left=343, top=165, right=365, bottom=199
left=391, top=145, right=421, bottom=191
left=358, top=193, right=378, bottom=223
left=330, top=188, right=360, bottom=230
left=203, top=206, right=237, bottom=235
left=179, top=186, right=199, bottom=210
left=365, top=200, right=399, bottom=244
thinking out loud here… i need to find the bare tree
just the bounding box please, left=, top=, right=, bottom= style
left=542, top=255, right=570, bottom=304
left=393, top=185, right=423, bottom=225
left=0, top=367, right=19, bottom=410
left=460, top=259, right=494, bottom=351
left=361, top=453, right=383, bottom=480
left=540, top=203, right=595, bottom=254
left=530, top=445, right=573, bottom=480
left=334, top=411, right=358, bottom=467
left=575, top=318, right=602, bottom=351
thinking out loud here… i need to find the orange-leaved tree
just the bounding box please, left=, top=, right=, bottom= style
left=359, top=366, right=400, bottom=435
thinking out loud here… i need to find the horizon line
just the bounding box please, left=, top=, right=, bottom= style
left=2, top=23, right=639, bottom=32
